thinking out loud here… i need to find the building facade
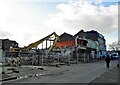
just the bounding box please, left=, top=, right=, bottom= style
left=56, top=32, right=88, bottom=62
left=55, top=30, right=106, bottom=62
left=56, top=32, right=75, bottom=48
left=0, top=39, right=18, bottom=57
left=74, top=30, right=106, bottom=60
left=56, top=32, right=87, bottom=48
left=1, top=39, right=18, bottom=51
left=97, top=34, right=106, bottom=59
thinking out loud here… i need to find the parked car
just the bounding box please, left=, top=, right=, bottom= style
left=111, top=52, right=119, bottom=59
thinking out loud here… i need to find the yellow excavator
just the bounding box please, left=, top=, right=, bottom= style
left=10, top=32, right=59, bottom=54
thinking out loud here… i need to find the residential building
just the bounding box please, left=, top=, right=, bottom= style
left=56, top=32, right=88, bottom=62
left=0, top=39, right=18, bottom=57
left=56, top=32, right=87, bottom=48
left=74, top=30, right=106, bottom=60
left=1, top=39, right=18, bottom=51
left=56, top=32, right=75, bottom=48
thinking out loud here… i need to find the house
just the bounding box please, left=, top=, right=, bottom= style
left=56, top=32, right=75, bottom=48
left=56, top=32, right=88, bottom=62
left=56, top=32, right=87, bottom=48
left=0, top=39, right=18, bottom=57
left=74, top=29, right=106, bottom=60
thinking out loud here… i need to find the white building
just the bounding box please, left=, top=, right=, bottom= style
left=97, top=34, right=107, bottom=58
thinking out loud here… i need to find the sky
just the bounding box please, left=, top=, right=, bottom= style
left=0, top=0, right=119, bottom=50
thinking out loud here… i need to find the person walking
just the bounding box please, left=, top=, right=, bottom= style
left=105, top=55, right=111, bottom=69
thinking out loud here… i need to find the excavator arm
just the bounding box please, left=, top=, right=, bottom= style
left=48, top=36, right=58, bottom=54
left=10, top=32, right=58, bottom=54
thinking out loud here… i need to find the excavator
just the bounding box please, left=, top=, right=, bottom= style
left=10, top=32, right=59, bottom=54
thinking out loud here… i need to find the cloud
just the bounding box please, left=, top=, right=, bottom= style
left=0, top=0, right=50, bottom=46
left=0, top=30, right=11, bottom=38
left=45, top=0, right=118, bottom=34
left=0, top=0, right=118, bottom=47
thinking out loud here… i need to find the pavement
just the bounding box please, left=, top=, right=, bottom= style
left=89, top=66, right=119, bottom=84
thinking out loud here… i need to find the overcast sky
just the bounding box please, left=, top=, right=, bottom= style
left=0, top=0, right=119, bottom=50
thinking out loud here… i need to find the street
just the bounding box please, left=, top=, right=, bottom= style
left=3, top=60, right=118, bottom=83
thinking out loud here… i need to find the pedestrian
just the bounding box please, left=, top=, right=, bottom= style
left=105, top=55, right=111, bottom=69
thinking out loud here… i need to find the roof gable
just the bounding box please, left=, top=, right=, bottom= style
left=59, top=32, right=74, bottom=41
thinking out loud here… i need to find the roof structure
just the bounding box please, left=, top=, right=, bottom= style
left=59, top=32, right=74, bottom=41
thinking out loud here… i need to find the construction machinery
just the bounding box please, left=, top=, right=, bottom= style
left=10, top=32, right=59, bottom=54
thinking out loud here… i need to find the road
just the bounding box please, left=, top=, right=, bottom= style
left=4, top=60, right=118, bottom=83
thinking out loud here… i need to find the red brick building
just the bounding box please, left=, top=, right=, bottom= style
left=56, top=32, right=75, bottom=48
left=56, top=32, right=87, bottom=48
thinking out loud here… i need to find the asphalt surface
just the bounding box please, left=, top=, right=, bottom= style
left=89, top=66, right=119, bottom=84
left=1, top=60, right=119, bottom=85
